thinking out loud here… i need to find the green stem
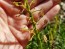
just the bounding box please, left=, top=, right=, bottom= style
left=28, top=11, right=37, bottom=33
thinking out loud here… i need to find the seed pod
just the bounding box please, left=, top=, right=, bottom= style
left=43, top=35, right=47, bottom=43
left=20, top=25, right=29, bottom=33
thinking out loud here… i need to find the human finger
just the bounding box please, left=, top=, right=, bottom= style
left=36, top=5, right=60, bottom=30
left=5, top=0, right=45, bottom=8
left=8, top=14, right=28, bottom=31
left=0, top=0, right=20, bottom=16
left=31, top=0, right=53, bottom=21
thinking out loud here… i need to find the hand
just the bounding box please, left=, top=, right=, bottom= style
left=0, top=0, right=60, bottom=49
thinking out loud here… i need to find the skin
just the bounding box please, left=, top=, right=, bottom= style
left=0, top=0, right=60, bottom=49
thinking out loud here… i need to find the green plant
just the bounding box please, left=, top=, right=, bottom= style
left=13, top=0, right=65, bottom=49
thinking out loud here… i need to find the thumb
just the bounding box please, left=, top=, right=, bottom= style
left=9, top=25, right=30, bottom=47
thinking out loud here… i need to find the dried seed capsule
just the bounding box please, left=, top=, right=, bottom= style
left=43, top=35, right=47, bottom=43
left=20, top=25, right=29, bottom=33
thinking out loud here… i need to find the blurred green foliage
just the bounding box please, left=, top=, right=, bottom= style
left=26, top=13, right=65, bottom=49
